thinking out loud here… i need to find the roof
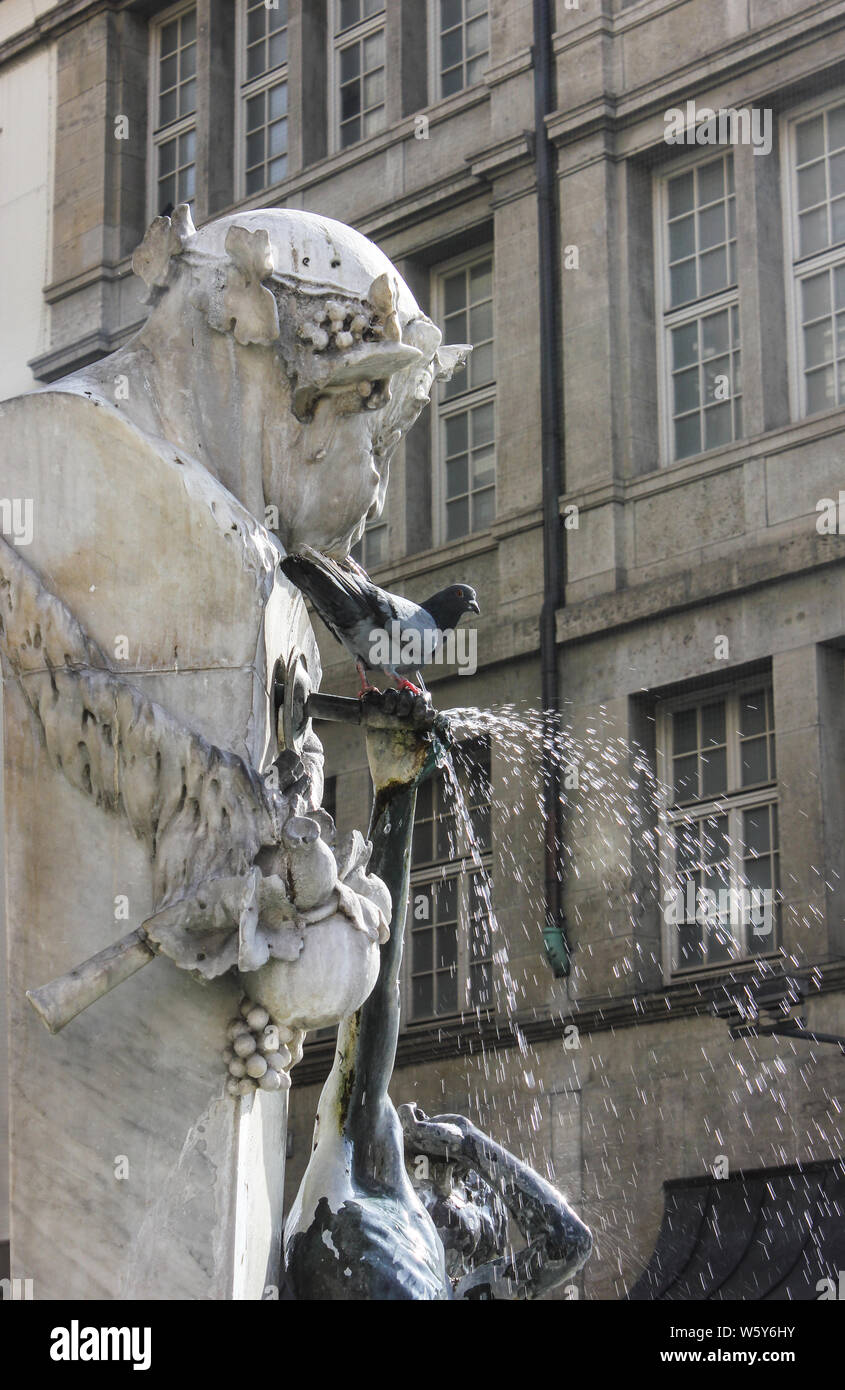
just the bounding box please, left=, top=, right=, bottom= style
left=627, top=1158, right=845, bottom=1300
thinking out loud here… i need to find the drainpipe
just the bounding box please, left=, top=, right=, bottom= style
left=533, top=0, right=569, bottom=977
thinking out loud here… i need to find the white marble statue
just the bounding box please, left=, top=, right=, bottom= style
left=1, top=204, right=465, bottom=1078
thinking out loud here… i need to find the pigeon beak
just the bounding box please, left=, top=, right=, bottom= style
left=468, top=598, right=480, bottom=615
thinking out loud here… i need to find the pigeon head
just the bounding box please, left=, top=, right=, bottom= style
left=420, top=584, right=480, bottom=631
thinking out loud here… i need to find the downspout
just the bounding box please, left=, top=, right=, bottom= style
left=533, top=0, right=569, bottom=977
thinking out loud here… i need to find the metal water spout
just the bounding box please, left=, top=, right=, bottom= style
left=274, top=652, right=455, bottom=754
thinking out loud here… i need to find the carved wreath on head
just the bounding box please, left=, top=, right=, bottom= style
left=130, top=205, right=469, bottom=423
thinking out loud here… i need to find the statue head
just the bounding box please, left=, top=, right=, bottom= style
left=129, top=205, right=468, bottom=555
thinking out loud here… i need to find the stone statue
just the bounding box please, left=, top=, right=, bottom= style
left=0, top=205, right=467, bottom=1296
left=400, top=1104, right=593, bottom=1299
left=283, top=725, right=592, bottom=1299
left=2, top=204, right=466, bottom=1057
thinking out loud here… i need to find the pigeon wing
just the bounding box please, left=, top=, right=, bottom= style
left=281, top=551, right=396, bottom=650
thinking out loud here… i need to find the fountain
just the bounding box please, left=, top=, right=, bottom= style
left=0, top=203, right=591, bottom=1300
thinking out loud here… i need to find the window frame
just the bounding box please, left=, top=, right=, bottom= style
left=351, top=515, right=389, bottom=570
left=782, top=87, right=845, bottom=422
left=654, top=147, right=742, bottom=466
left=427, top=0, right=491, bottom=104
left=147, top=0, right=198, bottom=222
left=328, top=0, right=387, bottom=154
left=403, top=737, right=494, bottom=1026
left=235, top=0, right=290, bottom=200
left=431, top=245, right=496, bottom=546
left=656, top=676, right=781, bottom=982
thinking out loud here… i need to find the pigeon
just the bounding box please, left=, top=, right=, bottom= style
left=280, top=549, right=480, bottom=695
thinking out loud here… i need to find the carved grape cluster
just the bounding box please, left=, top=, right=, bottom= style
left=223, top=996, right=302, bottom=1097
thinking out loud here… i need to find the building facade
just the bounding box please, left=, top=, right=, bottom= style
left=1, top=0, right=844, bottom=1298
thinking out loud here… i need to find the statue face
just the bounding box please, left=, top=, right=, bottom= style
left=280, top=391, right=385, bottom=557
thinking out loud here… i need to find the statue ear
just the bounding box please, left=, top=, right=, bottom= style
left=132, top=203, right=196, bottom=303
left=222, top=225, right=280, bottom=347
left=434, top=343, right=472, bottom=384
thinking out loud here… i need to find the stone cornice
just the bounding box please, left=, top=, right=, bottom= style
left=28, top=321, right=143, bottom=381
left=292, top=957, right=845, bottom=1087
left=557, top=530, right=845, bottom=649
left=547, top=0, right=845, bottom=153
left=0, top=0, right=116, bottom=66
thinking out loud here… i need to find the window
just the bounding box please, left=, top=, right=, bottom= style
left=434, top=251, right=495, bottom=542
left=788, top=96, right=845, bottom=416
left=149, top=3, right=197, bottom=217
left=238, top=0, right=288, bottom=196
left=435, top=0, right=489, bottom=98
left=332, top=0, right=386, bottom=150
left=406, top=738, right=493, bottom=1022
left=658, top=681, right=779, bottom=976
left=351, top=517, right=388, bottom=569
left=658, top=153, right=742, bottom=461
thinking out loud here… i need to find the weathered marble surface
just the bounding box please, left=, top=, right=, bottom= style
left=1, top=204, right=458, bottom=1299
left=1, top=390, right=312, bottom=1298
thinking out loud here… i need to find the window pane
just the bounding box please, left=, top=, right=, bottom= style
left=673, top=366, right=699, bottom=414
left=802, top=270, right=831, bottom=322
left=472, top=447, right=495, bottom=488
left=441, top=29, right=463, bottom=70
left=806, top=365, right=834, bottom=414
left=161, top=19, right=179, bottom=56
left=471, top=401, right=494, bottom=446
left=269, top=82, right=288, bottom=119
left=699, top=245, right=728, bottom=296
left=412, top=975, right=433, bottom=1019
left=804, top=318, right=833, bottom=369
left=444, top=271, right=467, bottom=315
left=340, top=43, right=360, bottom=81
left=740, top=690, right=767, bottom=737
left=437, top=924, right=457, bottom=971
left=363, top=31, right=384, bottom=68
left=673, top=753, right=698, bottom=802
left=669, top=214, right=695, bottom=262
left=446, top=455, right=469, bottom=498
left=697, top=157, right=725, bottom=204
left=158, top=137, right=177, bottom=176
left=701, top=700, right=725, bottom=746
left=445, top=412, right=468, bottom=456
left=799, top=205, right=828, bottom=258
left=673, top=707, right=697, bottom=754
left=470, top=299, right=493, bottom=344
left=473, top=487, right=495, bottom=531
left=740, top=736, right=769, bottom=786
left=470, top=259, right=492, bottom=301
left=698, top=202, right=725, bottom=250
left=672, top=321, right=698, bottom=369
left=668, top=171, right=694, bottom=218
left=447, top=496, right=470, bottom=540
left=670, top=259, right=697, bottom=307
left=743, top=806, right=772, bottom=856
left=437, top=969, right=458, bottom=1016
left=701, top=744, right=727, bottom=797
left=704, top=401, right=732, bottom=449
left=470, top=340, right=494, bottom=386
left=413, top=928, right=433, bottom=972
left=701, top=310, right=729, bottom=358
left=159, top=88, right=178, bottom=126
left=796, top=114, right=824, bottom=165
left=466, top=15, right=488, bottom=59
left=797, top=160, right=826, bottom=211
left=160, top=53, right=178, bottom=91
left=674, top=413, right=701, bottom=459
